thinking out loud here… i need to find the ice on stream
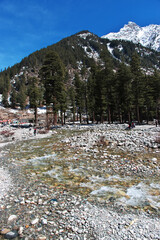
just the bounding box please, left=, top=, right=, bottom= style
left=91, top=186, right=119, bottom=196
left=28, top=153, right=57, bottom=165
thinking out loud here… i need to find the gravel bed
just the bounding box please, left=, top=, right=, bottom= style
left=0, top=168, right=13, bottom=202
left=0, top=168, right=160, bottom=240
left=0, top=124, right=160, bottom=239
left=63, top=124, right=160, bottom=153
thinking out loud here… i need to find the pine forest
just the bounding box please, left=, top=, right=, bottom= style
left=0, top=31, right=160, bottom=126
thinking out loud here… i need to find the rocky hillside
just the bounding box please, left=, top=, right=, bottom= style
left=1, top=28, right=160, bottom=86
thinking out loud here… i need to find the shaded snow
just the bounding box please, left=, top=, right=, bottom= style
left=82, top=46, right=100, bottom=62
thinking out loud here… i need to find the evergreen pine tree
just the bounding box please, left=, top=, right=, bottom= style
left=17, top=84, right=27, bottom=110
left=75, top=73, right=86, bottom=123
left=10, top=87, right=17, bottom=109
left=28, top=77, right=43, bottom=125
left=94, top=69, right=107, bottom=123
left=115, top=62, right=133, bottom=123
left=40, top=51, right=65, bottom=126
left=130, top=53, right=145, bottom=123
left=68, top=86, right=76, bottom=123
left=151, top=71, right=160, bottom=121
left=87, top=64, right=98, bottom=123
left=103, top=59, right=115, bottom=123
left=2, top=89, right=9, bottom=107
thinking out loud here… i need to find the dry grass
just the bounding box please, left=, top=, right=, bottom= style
left=0, top=130, right=14, bottom=137
left=38, top=130, right=49, bottom=134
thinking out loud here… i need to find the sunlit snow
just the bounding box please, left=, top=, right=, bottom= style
left=102, top=21, right=160, bottom=52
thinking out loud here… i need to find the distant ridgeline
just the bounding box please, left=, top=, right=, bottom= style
left=0, top=27, right=160, bottom=124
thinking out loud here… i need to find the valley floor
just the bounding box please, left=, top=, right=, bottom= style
left=0, top=123, right=160, bottom=239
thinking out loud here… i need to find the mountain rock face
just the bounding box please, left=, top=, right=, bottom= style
left=102, top=22, right=160, bottom=52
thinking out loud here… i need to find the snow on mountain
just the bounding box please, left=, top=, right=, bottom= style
left=78, top=32, right=92, bottom=39
left=102, top=22, right=160, bottom=52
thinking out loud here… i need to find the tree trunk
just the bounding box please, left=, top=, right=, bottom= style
left=64, top=111, right=66, bottom=125
left=61, top=111, right=64, bottom=126
left=92, top=111, right=95, bottom=124
left=77, top=111, right=78, bottom=122
left=73, top=105, right=75, bottom=123
left=46, top=112, right=49, bottom=130
left=128, top=111, right=131, bottom=124
left=34, top=106, right=38, bottom=126
left=108, top=107, right=111, bottom=124
left=137, top=105, right=140, bottom=124
left=80, top=112, right=82, bottom=124
left=85, top=90, right=89, bottom=124
left=53, top=112, right=57, bottom=125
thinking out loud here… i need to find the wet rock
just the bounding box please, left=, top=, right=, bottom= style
left=4, top=230, right=18, bottom=239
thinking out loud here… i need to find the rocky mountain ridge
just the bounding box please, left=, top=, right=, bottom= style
left=102, top=21, right=160, bottom=52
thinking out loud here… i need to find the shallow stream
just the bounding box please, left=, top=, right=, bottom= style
left=6, top=128, right=160, bottom=213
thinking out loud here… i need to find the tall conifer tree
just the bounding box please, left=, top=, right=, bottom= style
left=40, top=51, right=65, bottom=126
left=130, top=53, right=145, bottom=123
left=116, top=62, right=132, bottom=122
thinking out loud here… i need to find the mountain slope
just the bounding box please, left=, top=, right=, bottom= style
left=5, top=29, right=160, bottom=75
left=0, top=28, right=160, bottom=124
left=1, top=28, right=160, bottom=95
left=102, top=22, right=160, bottom=52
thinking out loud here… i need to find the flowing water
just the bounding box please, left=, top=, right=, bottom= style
left=6, top=128, right=160, bottom=213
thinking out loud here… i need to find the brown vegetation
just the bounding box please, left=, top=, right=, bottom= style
left=0, top=130, right=14, bottom=137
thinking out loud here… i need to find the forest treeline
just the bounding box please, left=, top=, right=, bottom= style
left=0, top=49, right=160, bottom=126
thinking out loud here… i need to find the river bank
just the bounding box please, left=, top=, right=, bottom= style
left=0, top=124, right=160, bottom=239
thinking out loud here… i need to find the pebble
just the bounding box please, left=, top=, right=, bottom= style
left=4, top=230, right=18, bottom=239
left=37, top=236, right=47, bottom=240
left=7, top=215, right=17, bottom=223
left=152, top=157, right=157, bottom=162
left=41, top=218, right=47, bottom=225
left=31, top=218, right=39, bottom=225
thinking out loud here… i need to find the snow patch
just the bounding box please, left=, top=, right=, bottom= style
left=78, top=32, right=92, bottom=39
left=82, top=46, right=100, bottom=62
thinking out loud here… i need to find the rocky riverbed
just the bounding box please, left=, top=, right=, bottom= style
left=0, top=124, right=160, bottom=239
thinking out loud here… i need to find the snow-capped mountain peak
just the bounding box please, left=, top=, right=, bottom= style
left=102, top=22, right=160, bottom=52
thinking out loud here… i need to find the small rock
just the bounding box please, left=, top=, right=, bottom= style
left=31, top=218, right=39, bottom=225
left=20, top=200, right=25, bottom=205
left=37, top=235, right=47, bottom=240
left=18, top=226, right=24, bottom=235
left=8, top=215, right=17, bottom=223
left=38, top=199, right=43, bottom=205
left=152, top=157, right=157, bottom=162
left=41, top=218, right=47, bottom=225
left=4, top=230, right=18, bottom=239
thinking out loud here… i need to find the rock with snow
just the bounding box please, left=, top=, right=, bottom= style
left=102, top=21, right=160, bottom=52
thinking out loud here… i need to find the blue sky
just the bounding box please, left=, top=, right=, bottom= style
left=0, top=0, right=160, bottom=70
